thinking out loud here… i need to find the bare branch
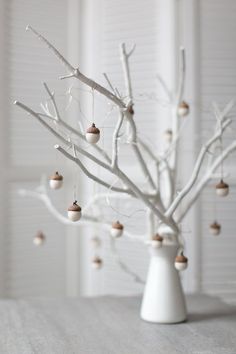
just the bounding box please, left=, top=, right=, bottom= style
left=19, top=187, right=141, bottom=241
left=103, top=73, right=116, bottom=94
left=166, top=118, right=232, bottom=217
left=14, top=100, right=112, bottom=170
left=26, top=25, right=75, bottom=72
left=177, top=140, right=236, bottom=222
left=55, top=144, right=133, bottom=195
left=27, top=25, right=125, bottom=109
left=120, top=43, right=133, bottom=101
left=43, top=82, right=61, bottom=121
left=41, top=84, right=111, bottom=163
left=111, top=112, right=124, bottom=169
left=127, top=113, right=157, bottom=190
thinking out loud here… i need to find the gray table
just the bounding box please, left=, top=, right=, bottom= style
left=0, top=294, right=235, bottom=354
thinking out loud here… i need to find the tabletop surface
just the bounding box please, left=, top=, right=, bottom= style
left=0, top=294, right=235, bottom=354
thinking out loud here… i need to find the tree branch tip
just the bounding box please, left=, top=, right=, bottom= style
left=13, top=100, right=18, bottom=105
left=26, top=24, right=31, bottom=31
left=54, top=144, right=60, bottom=149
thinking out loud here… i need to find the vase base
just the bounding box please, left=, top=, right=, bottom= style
left=140, top=313, right=187, bottom=324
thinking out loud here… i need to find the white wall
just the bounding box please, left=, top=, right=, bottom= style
left=0, top=0, right=235, bottom=302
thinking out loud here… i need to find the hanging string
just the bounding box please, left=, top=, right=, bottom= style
left=219, top=130, right=224, bottom=180
left=92, top=88, right=95, bottom=124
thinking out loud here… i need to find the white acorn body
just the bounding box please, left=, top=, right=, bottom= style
left=164, top=130, right=173, bottom=143
left=49, top=179, right=63, bottom=190
left=92, top=261, right=102, bottom=269
left=178, top=107, right=189, bottom=117
left=216, top=187, right=229, bottom=197
left=110, top=228, right=123, bottom=238
left=91, top=257, right=103, bottom=269
left=86, top=132, right=100, bottom=144
left=68, top=210, right=81, bottom=222
left=210, top=227, right=221, bottom=236
left=175, top=261, right=188, bottom=271
left=33, top=237, right=44, bottom=246
left=33, top=232, right=45, bottom=246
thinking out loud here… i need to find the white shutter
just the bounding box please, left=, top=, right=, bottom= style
left=199, top=0, right=236, bottom=304
left=1, top=0, right=69, bottom=297
left=7, top=0, right=68, bottom=166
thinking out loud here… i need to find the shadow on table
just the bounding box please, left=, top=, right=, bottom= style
left=186, top=293, right=236, bottom=323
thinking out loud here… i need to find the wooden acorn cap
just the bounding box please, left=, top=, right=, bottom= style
left=152, top=234, right=163, bottom=242
left=215, top=179, right=229, bottom=189
left=210, top=221, right=221, bottom=230
left=92, top=256, right=102, bottom=264
left=127, top=105, right=134, bottom=115
left=68, top=200, right=82, bottom=212
left=86, top=123, right=100, bottom=134
left=35, top=231, right=45, bottom=240
left=164, top=129, right=173, bottom=135
left=179, top=101, right=189, bottom=109
left=175, top=252, right=188, bottom=263
left=50, top=171, right=63, bottom=180
left=112, top=221, right=124, bottom=230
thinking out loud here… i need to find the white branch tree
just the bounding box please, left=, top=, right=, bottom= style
left=14, top=26, right=236, bottom=282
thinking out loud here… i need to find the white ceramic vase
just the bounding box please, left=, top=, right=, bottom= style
left=140, top=243, right=187, bottom=324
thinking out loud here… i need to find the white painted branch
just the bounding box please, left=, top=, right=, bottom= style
left=126, top=112, right=157, bottom=190
left=206, top=101, right=234, bottom=169
left=83, top=192, right=133, bottom=214
left=146, top=209, right=155, bottom=240
left=18, top=188, right=142, bottom=242
left=176, top=47, right=186, bottom=105
left=17, top=31, right=180, bottom=232
left=55, top=145, right=131, bottom=195
left=111, top=112, right=124, bottom=169
left=171, top=47, right=186, bottom=182
left=103, top=73, right=116, bottom=94
left=42, top=82, right=111, bottom=163
left=14, top=101, right=112, bottom=172
left=120, top=43, right=134, bottom=101
left=119, top=42, right=157, bottom=191
left=43, top=82, right=61, bottom=121
left=177, top=140, right=236, bottom=222
left=26, top=26, right=125, bottom=109
left=166, top=118, right=232, bottom=218
left=56, top=142, right=177, bottom=232
left=115, top=166, right=178, bottom=232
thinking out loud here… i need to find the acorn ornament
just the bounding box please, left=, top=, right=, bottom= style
left=178, top=101, right=190, bottom=117
left=175, top=252, right=188, bottom=271
left=151, top=234, right=163, bottom=249
left=33, top=231, right=46, bottom=246
left=49, top=171, right=63, bottom=190
left=163, top=129, right=173, bottom=143
left=110, top=221, right=124, bottom=238
left=91, top=256, right=103, bottom=269
left=90, top=236, right=102, bottom=249
left=67, top=200, right=82, bottom=222
left=215, top=179, right=229, bottom=197
left=86, top=123, right=100, bottom=144
left=209, top=221, right=221, bottom=236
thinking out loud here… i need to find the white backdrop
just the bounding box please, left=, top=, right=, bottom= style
left=0, top=0, right=235, bottom=303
